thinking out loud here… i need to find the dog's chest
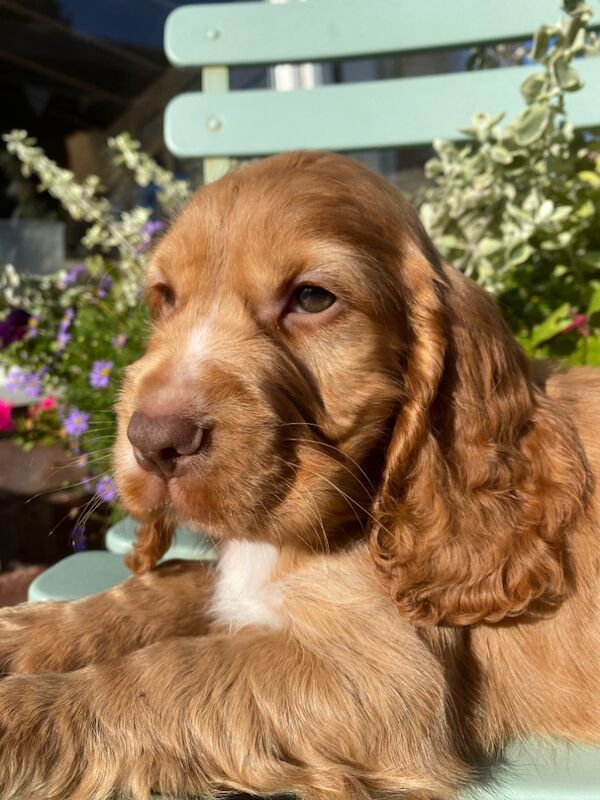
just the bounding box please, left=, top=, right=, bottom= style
left=210, top=540, right=283, bottom=631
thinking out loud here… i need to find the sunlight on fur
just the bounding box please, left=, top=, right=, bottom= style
left=0, top=151, right=598, bottom=800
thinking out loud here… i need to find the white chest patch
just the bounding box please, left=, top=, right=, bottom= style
left=211, top=540, right=283, bottom=631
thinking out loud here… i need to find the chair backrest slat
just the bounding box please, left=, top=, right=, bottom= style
left=166, top=0, right=597, bottom=67
left=165, top=0, right=600, bottom=172
left=165, top=57, right=600, bottom=158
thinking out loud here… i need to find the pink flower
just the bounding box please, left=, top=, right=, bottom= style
left=111, top=333, right=127, bottom=348
left=558, top=314, right=589, bottom=337
left=538, top=313, right=590, bottom=347
left=0, top=400, right=13, bottom=431
left=38, top=396, right=57, bottom=411
left=30, top=396, right=57, bottom=416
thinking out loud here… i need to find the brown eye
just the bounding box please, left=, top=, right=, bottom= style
left=157, top=283, right=176, bottom=307
left=292, top=285, right=336, bottom=314
left=154, top=283, right=177, bottom=308
left=148, top=282, right=176, bottom=317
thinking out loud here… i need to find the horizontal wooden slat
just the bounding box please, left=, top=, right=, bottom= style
left=165, top=0, right=600, bottom=68
left=164, top=57, right=600, bottom=158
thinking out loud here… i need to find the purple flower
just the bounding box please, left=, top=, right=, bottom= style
left=89, top=360, right=113, bottom=389
left=97, top=275, right=112, bottom=299
left=0, top=308, right=31, bottom=347
left=144, top=220, right=163, bottom=237
left=70, top=524, right=87, bottom=553
left=59, top=263, right=86, bottom=289
left=5, top=367, right=24, bottom=393
left=111, top=333, right=127, bottom=348
left=59, top=308, right=74, bottom=333
left=137, top=220, right=164, bottom=252
left=96, top=476, right=117, bottom=503
left=56, top=331, right=71, bottom=350
left=56, top=308, right=75, bottom=349
left=63, top=408, right=89, bottom=437
left=23, top=372, right=42, bottom=398
left=5, top=367, right=41, bottom=398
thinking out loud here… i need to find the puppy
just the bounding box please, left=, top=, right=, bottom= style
left=0, top=151, right=598, bottom=800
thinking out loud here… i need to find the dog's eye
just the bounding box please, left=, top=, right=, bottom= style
left=156, top=283, right=176, bottom=307
left=147, top=282, right=176, bottom=317
left=292, top=285, right=336, bottom=314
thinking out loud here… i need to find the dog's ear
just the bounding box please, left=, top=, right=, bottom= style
left=125, top=516, right=175, bottom=574
left=369, top=240, right=589, bottom=625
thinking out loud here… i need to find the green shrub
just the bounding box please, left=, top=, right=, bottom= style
left=418, top=0, right=600, bottom=363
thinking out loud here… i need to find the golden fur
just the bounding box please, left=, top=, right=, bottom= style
left=0, top=151, right=598, bottom=799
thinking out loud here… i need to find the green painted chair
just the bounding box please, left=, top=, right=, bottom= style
left=28, top=517, right=215, bottom=602
left=161, top=1, right=600, bottom=797
left=26, top=0, right=600, bottom=796
left=104, top=515, right=216, bottom=561
left=163, top=0, right=600, bottom=182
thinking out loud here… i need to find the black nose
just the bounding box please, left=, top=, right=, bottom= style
left=127, top=411, right=205, bottom=477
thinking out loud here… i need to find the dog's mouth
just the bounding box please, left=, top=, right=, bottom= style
left=116, top=425, right=294, bottom=541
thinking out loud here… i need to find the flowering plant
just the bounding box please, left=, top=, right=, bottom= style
left=2, top=1, right=599, bottom=540
left=418, top=0, right=600, bottom=363
left=0, top=132, right=191, bottom=511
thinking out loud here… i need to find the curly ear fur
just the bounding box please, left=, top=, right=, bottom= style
left=370, top=241, right=591, bottom=626
left=124, top=517, right=175, bottom=574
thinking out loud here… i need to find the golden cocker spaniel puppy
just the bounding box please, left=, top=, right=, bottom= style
left=0, top=152, right=598, bottom=800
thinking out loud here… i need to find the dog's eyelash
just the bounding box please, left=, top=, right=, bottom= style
left=156, top=284, right=176, bottom=307
left=291, top=285, right=337, bottom=314
left=147, top=283, right=177, bottom=316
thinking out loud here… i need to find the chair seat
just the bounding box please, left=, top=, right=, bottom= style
left=28, top=551, right=131, bottom=602
left=464, top=739, right=600, bottom=799
left=105, top=516, right=217, bottom=561
left=28, top=519, right=216, bottom=603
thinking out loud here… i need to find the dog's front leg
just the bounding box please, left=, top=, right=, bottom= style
left=0, top=559, right=215, bottom=675
left=0, top=623, right=464, bottom=800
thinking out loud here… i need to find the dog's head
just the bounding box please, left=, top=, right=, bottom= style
left=114, top=151, right=588, bottom=624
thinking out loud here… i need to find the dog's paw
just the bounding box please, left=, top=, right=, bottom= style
left=0, top=669, right=158, bottom=800
left=0, top=672, right=96, bottom=799
left=0, top=601, right=78, bottom=675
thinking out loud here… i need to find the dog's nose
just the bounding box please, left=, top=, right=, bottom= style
left=127, top=411, right=205, bottom=477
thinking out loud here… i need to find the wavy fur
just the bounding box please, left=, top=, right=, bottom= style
left=0, top=152, right=597, bottom=800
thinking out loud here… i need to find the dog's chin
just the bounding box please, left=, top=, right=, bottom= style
left=115, top=456, right=240, bottom=538
left=117, top=478, right=167, bottom=520
left=167, top=480, right=258, bottom=540
left=165, top=478, right=209, bottom=523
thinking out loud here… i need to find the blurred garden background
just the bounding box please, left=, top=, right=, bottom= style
left=0, top=0, right=598, bottom=603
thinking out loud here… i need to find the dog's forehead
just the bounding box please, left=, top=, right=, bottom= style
left=153, top=214, right=295, bottom=300
left=151, top=185, right=372, bottom=307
